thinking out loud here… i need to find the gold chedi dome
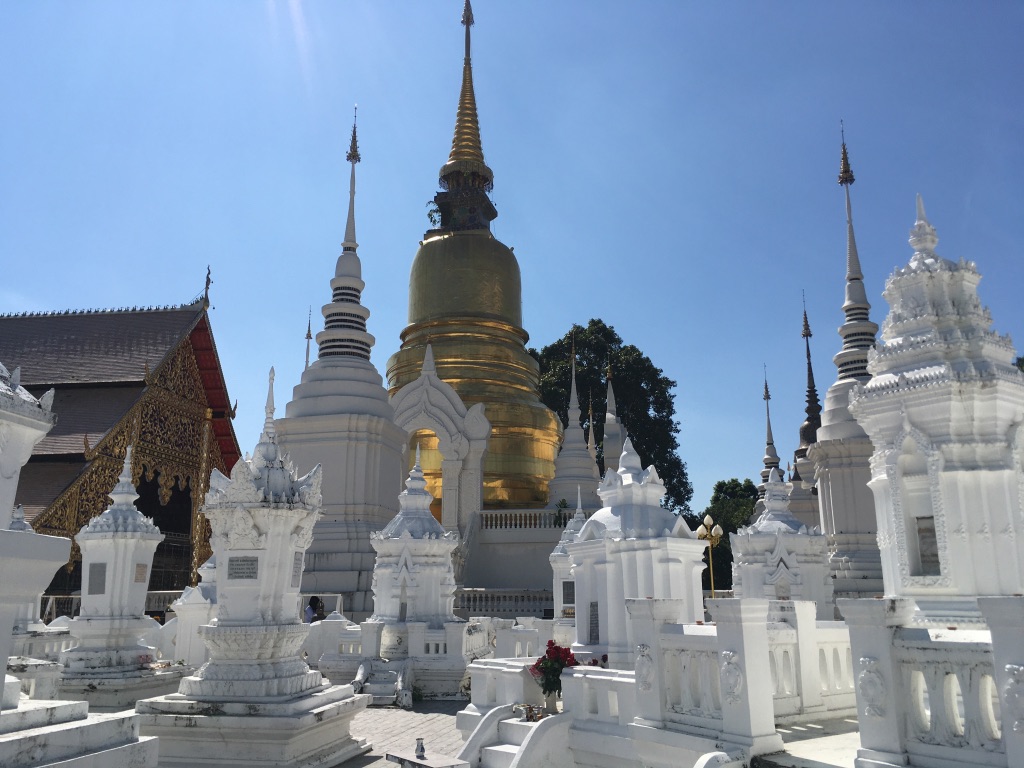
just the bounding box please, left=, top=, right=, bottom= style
left=386, top=1, right=561, bottom=512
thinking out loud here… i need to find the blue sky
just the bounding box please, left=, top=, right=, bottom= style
left=2, top=2, right=1021, bottom=511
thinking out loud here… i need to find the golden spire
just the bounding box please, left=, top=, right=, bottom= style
left=439, top=0, right=493, bottom=190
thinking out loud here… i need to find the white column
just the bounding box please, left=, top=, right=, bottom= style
left=707, top=598, right=784, bottom=757
left=978, top=596, right=1024, bottom=768
left=837, top=597, right=914, bottom=767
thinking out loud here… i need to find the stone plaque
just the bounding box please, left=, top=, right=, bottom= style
left=134, top=563, right=149, bottom=583
left=291, top=551, right=304, bottom=589
left=562, top=580, right=575, bottom=606
left=88, top=562, right=107, bottom=595
left=227, top=556, right=259, bottom=580
left=588, top=601, right=600, bottom=645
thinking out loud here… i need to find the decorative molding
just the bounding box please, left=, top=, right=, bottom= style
left=720, top=650, right=744, bottom=705
left=635, top=644, right=653, bottom=692
left=1005, top=664, right=1024, bottom=734
left=857, top=656, right=886, bottom=718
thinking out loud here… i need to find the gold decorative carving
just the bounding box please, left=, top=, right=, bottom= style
left=32, top=333, right=230, bottom=585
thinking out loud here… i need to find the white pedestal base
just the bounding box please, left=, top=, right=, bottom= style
left=136, top=683, right=372, bottom=768
left=0, top=698, right=158, bottom=768
left=59, top=665, right=191, bottom=710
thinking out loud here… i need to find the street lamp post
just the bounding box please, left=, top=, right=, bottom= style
left=696, top=514, right=725, bottom=599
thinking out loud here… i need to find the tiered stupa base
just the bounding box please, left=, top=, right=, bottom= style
left=137, top=683, right=370, bottom=768
left=0, top=698, right=158, bottom=768
left=137, top=624, right=371, bottom=767
left=59, top=631, right=190, bottom=710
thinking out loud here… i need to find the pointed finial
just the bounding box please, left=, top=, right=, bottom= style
left=797, top=304, right=822, bottom=453
left=105, top=444, right=142, bottom=511
left=908, top=193, right=939, bottom=258
left=342, top=108, right=360, bottom=250
left=568, top=349, right=579, bottom=412
left=576, top=485, right=582, bottom=511
left=202, top=265, right=212, bottom=307
left=415, top=441, right=422, bottom=469
left=838, top=121, right=855, bottom=186
left=304, top=308, right=312, bottom=371
left=264, top=367, right=276, bottom=438
left=440, top=0, right=492, bottom=190
left=763, top=366, right=771, bottom=402
left=10, top=366, right=20, bottom=391
left=346, top=105, right=360, bottom=164
left=9, top=504, right=30, bottom=531
left=422, top=344, right=436, bottom=374
left=801, top=291, right=812, bottom=339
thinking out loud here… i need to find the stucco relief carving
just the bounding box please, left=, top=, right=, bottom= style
left=635, top=644, right=653, bottom=692
left=1005, top=664, right=1024, bottom=733
left=857, top=656, right=886, bottom=718
left=720, top=650, right=744, bottom=705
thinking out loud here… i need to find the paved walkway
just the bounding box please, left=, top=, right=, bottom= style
left=343, top=703, right=861, bottom=768
left=346, top=700, right=466, bottom=767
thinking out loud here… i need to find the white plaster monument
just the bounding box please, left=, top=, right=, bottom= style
left=807, top=141, right=884, bottom=599
left=849, top=195, right=1024, bottom=621
left=275, top=118, right=407, bottom=619
left=136, top=371, right=371, bottom=768
left=569, top=438, right=708, bottom=668
left=546, top=357, right=601, bottom=511
left=0, top=363, right=158, bottom=767
left=59, top=445, right=190, bottom=708
left=731, top=468, right=834, bottom=619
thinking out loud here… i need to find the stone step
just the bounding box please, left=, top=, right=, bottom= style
left=496, top=718, right=535, bottom=746
left=364, top=683, right=398, bottom=695
left=0, top=699, right=89, bottom=736
left=481, top=743, right=519, bottom=768
left=370, top=695, right=397, bottom=706
left=0, top=709, right=144, bottom=768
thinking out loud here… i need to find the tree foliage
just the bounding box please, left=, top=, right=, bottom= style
left=530, top=319, right=693, bottom=513
left=686, top=478, right=759, bottom=591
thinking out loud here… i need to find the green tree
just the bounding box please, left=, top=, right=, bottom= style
left=530, top=319, right=693, bottom=513
left=687, top=478, right=759, bottom=592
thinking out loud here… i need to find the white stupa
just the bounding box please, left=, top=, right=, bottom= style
left=275, top=115, right=407, bottom=619
left=569, top=438, right=708, bottom=668
left=547, top=353, right=601, bottom=510
left=806, top=137, right=883, bottom=599
left=849, top=196, right=1024, bottom=622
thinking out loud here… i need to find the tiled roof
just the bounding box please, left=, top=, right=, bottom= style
left=0, top=303, right=204, bottom=386
left=15, top=460, right=88, bottom=523
left=29, top=385, right=144, bottom=455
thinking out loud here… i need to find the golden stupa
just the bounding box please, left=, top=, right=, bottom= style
left=386, top=0, right=562, bottom=512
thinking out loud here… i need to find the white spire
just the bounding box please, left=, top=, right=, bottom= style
left=342, top=106, right=359, bottom=251
left=548, top=348, right=601, bottom=509
left=314, top=110, right=375, bottom=362
left=761, top=375, right=780, bottom=490
left=79, top=444, right=161, bottom=537
left=832, top=132, right=878, bottom=383
left=304, top=308, right=312, bottom=371
left=906, top=193, right=947, bottom=270
left=262, top=367, right=276, bottom=440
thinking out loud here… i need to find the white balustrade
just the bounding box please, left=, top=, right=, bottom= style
left=455, top=588, right=553, bottom=619
left=894, top=629, right=1004, bottom=764
left=478, top=510, right=571, bottom=530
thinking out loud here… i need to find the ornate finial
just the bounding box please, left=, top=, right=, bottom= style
left=763, top=367, right=771, bottom=402
left=304, top=308, right=313, bottom=371
left=801, top=291, right=812, bottom=339
left=797, top=304, right=822, bottom=453
left=9, top=503, right=30, bottom=531
left=838, top=121, right=855, bottom=186
left=439, top=0, right=492, bottom=191
left=201, top=265, right=213, bottom=307
left=346, top=105, right=360, bottom=164
left=263, top=367, right=276, bottom=438
left=422, top=344, right=436, bottom=374
left=415, top=441, right=422, bottom=468
left=908, top=193, right=940, bottom=261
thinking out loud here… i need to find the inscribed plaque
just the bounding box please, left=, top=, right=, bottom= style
left=227, top=556, right=259, bottom=580
left=134, top=563, right=149, bottom=583
left=291, top=551, right=304, bottom=588
left=88, top=562, right=107, bottom=595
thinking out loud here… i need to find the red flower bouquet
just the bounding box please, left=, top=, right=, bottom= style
left=529, top=640, right=579, bottom=696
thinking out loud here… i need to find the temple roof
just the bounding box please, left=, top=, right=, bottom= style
left=0, top=302, right=207, bottom=386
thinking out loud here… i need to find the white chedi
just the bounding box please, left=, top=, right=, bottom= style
left=570, top=438, right=708, bottom=668
left=368, top=445, right=460, bottom=631
left=849, top=196, right=1024, bottom=617
left=547, top=356, right=601, bottom=510
left=731, top=468, right=834, bottom=619
left=0, top=361, right=55, bottom=530
left=136, top=369, right=371, bottom=768
left=59, top=445, right=189, bottom=708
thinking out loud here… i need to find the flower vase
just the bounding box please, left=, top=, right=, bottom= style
left=544, top=691, right=558, bottom=714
